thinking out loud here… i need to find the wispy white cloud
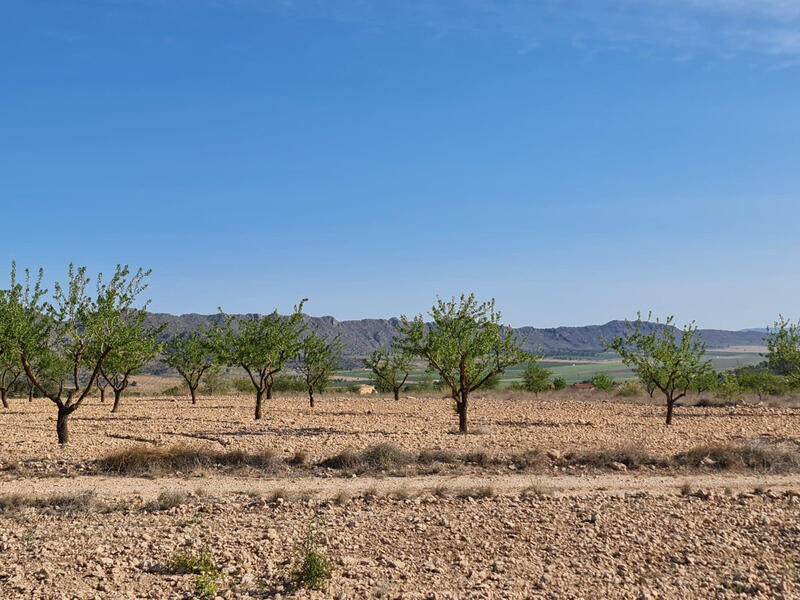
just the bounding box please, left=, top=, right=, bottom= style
left=228, top=0, right=800, bottom=61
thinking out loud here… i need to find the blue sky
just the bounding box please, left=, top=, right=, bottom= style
left=1, top=1, right=798, bottom=328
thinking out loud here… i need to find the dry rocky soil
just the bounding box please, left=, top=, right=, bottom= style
left=1, top=388, right=799, bottom=599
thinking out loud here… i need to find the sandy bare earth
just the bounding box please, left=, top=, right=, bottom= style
left=1, top=391, right=799, bottom=599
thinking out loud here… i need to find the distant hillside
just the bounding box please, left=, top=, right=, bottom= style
left=145, top=312, right=766, bottom=360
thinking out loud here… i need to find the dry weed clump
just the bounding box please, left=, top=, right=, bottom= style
left=0, top=491, right=96, bottom=513
left=673, top=442, right=800, bottom=473
left=319, top=443, right=414, bottom=473
left=561, top=446, right=666, bottom=470
left=98, top=443, right=281, bottom=475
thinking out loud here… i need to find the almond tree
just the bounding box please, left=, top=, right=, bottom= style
left=212, top=301, right=306, bottom=419
left=101, top=312, right=163, bottom=413
left=296, top=331, right=340, bottom=408
left=363, top=347, right=413, bottom=401
left=162, top=332, right=214, bottom=404
left=1, top=263, right=151, bottom=444
left=764, top=315, right=800, bottom=379
left=606, top=313, right=711, bottom=425
left=397, top=294, right=529, bottom=433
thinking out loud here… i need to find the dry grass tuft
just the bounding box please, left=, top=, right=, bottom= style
left=562, top=446, right=665, bottom=470
left=673, top=443, right=800, bottom=473
left=0, top=491, right=96, bottom=513
left=98, top=443, right=281, bottom=476
left=319, top=443, right=414, bottom=473
left=147, top=490, right=190, bottom=511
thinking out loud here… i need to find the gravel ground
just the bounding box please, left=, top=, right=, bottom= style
left=2, top=390, right=799, bottom=599
left=1, top=392, right=798, bottom=474
left=1, top=488, right=799, bottom=600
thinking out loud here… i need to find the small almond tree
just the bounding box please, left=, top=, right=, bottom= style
left=764, top=315, right=800, bottom=378
left=101, top=312, right=163, bottom=413
left=1, top=263, right=151, bottom=444
left=522, top=359, right=551, bottom=395
left=162, top=332, right=214, bottom=404
left=212, top=301, right=306, bottom=419
left=606, top=313, right=711, bottom=425
left=295, top=332, right=340, bottom=408
left=363, top=347, right=413, bottom=401
left=397, top=294, right=529, bottom=433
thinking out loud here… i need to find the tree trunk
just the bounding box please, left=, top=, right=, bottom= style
left=57, top=407, right=70, bottom=444
left=665, top=398, right=674, bottom=426
left=458, top=392, right=469, bottom=434
left=28, top=386, right=33, bottom=402
left=99, top=387, right=105, bottom=403
left=1, top=389, right=8, bottom=409
left=266, top=385, right=273, bottom=400
left=111, top=389, right=122, bottom=413
left=393, top=388, right=400, bottom=401
left=254, top=389, right=264, bottom=420
left=190, top=386, right=197, bottom=405
left=308, top=388, right=315, bottom=408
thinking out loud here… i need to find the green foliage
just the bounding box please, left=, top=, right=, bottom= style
left=551, top=377, right=567, bottom=390
left=194, top=573, right=220, bottom=597
left=690, top=370, right=718, bottom=394
left=522, top=360, right=551, bottom=394
left=404, top=372, right=437, bottom=392
left=288, top=531, right=332, bottom=591
left=0, top=262, right=151, bottom=442
left=735, top=367, right=789, bottom=397
left=211, top=301, right=306, bottom=402
left=714, top=372, right=743, bottom=402
left=272, top=374, right=306, bottom=392
left=200, top=364, right=228, bottom=395
left=232, top=377, right=251, bottom=392
left=397, top=294, right=529, bottom=432
left=590, top=372, right=614, bottom=392
left=162, top=332, right=214, bottom=400
left=363, top=348, right=413, bottom=397
left=764, top=316, right=800, bottom=377
left=162, top=383, right=189, bottom=396
left=606, top=313, right=711, bottom=425
left=100, top=309, right=163, bottom=401
left=295, top=332, right=341, bottom=404
left=165, top=547, right=218, bottom=575
left=480, top=373, right=502, bottom=390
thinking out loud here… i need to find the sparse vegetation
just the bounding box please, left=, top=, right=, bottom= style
left=363, top=347, right=413, bottom=400
left=397, top=294, right=529, bottom=433
left=522, top=359, right=551, bottom=394
left=287, top=530, right=332, bottom=591
left=211, top=301, right=306, bottom=419
left=590, top=372, right=614, bottom=392
left=606, top=313, right=712, bottom=425
left=0, top=262, right=151, bottom=443
left=295, top=331, right=341, bottom=408
left=162, top=332, right=215, bottom=404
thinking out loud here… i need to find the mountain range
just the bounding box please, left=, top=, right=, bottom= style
left=144, top=312, right=767, bottom=360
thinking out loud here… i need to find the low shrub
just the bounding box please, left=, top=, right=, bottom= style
left=0, top=491, right=96, bottom=513
left=319, top=443, right=413, bottom=473
left=615, top=381, right=641, bottom=397
left=148, top=490, right=189, bottom=511
left=590, top=373, right=614, bottom=392
left=674, top=443, right=800, bottom=473
left=98, top=443, right=280, bottom=476
left=165, top=547, right=218, bottom=575
left=288, top=532, right=332, bottom=591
